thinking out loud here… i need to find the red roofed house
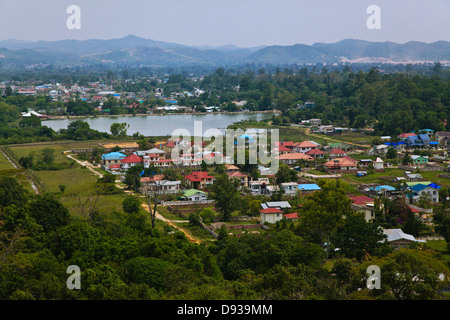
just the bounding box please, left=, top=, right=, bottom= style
left=121, top=154, right=143, bottom=170
left=284, top=212, right=300, bottom=220
left=329, top=148, right=347, bottom=159
left=277, top=144, right=292, bottom=154
left=294, top=141, right=318, bottom=153
left=185, top=171, right=215, bottom=189
left=225, top=164, right=239, bottom=173
left=260, top=207, right=284, bottom=224
left=275, top=141, right=295, bottom=151
left=227, top=171, right=250, bottom=188
left=398, top=133, right=417, bottom=140
left=349, top=195, right=376, bottom=221
left=324, top=157, right=357, bottom=171
left=306, top=148, right=325, bottom=159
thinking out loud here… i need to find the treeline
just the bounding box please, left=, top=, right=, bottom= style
left=0, top=101, right=111, bottom=144
left=187, top=65, right=449, bottom=135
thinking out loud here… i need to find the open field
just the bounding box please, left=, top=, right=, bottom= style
left=426, top=240, right=450, bottom=265
left=0, top=149, right=15, bottom=170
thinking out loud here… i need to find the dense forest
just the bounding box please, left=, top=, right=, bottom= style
left=0, top=176, right=449, bottom=300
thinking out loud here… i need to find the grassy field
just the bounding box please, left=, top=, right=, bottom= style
left=0, top=148, right=36, bottom=193
left=426, top=240, right=450, bottom=265
left=0, top=150, right=15, bottom=170
left=5, top=141, right=131, bottom=217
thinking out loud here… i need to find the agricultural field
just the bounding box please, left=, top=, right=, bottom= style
left=6, top=141, right=129, bottom=216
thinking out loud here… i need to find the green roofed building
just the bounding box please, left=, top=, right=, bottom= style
left=183, top=189, right=207, bottom=202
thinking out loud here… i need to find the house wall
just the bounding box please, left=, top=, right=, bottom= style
left=260, top=213, right=283, bottom=224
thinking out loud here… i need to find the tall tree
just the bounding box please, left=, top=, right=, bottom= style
left=209, top=173, right=240, bottom=221
left=298, top=179, right=352, bottom=257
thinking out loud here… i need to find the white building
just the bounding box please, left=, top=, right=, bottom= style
left=374, top=157, right=384, bottom=170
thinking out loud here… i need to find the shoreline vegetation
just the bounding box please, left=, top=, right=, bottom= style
left=43, top=110, right=280, bottom=121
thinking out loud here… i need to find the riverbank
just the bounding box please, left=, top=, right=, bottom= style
left=44, top=110, right=279, bottom=121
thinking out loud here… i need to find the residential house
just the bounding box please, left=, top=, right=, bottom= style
left=275, top=141, right=295, bottom=151
left=410, top=155, right=429, bottom=167
left=281, top=182, right=299, bottom=196
left=436, top=131, right=450, bottom=148
left=309, top=118, right=321, bottom=126
left=359, top=159, right=373, bottom=168
left=120, top=154, right=143, bottom=170
left=175, top=153, right=202, bottom=166
left=225, top=164, right=239, bottom=173
left=260, top=208, right=284, bottom=224
left=294, top=141, right=318, bottom=154
left=249, top=178, right=270, bottom=195
left=101, top=152, right=127, bottom=167
left=184, top=171, right=215, bottom=189
left=277, top=152, right=313, bottom=165
left=373, top=157, right=384, bottom=170
left=406, top=134, right=431, bottom=148
left=382, top=229, right=426, bottom=250
left=324, top=157, right=358, bottom=171
left=183, top=189, right=208, bottom=202
left=328, top=148, right=347, bottom=159
left=143, top=154, right=164, bottom=168
left=227, top=171, right=250, bottom=188
left=306, top=148, right=325, bottom=159
left=409, top=183, right=440, bottom=203
left=276, top=143, right=293, bottom=154
left=315, top=125, right=334, bottom=134
left=349, top=196, right=376, bottom=222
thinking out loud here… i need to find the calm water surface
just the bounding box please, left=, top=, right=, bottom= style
left=44, top=113, right=274, bottom=137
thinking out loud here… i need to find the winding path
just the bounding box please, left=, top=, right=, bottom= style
left=63, top=150, right=201, bottom=244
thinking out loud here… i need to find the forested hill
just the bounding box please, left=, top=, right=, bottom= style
left=0, top=36, right=449, bottom=67
left=195, top=66, right=450, bottom=136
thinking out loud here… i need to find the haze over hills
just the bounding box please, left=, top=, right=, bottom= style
left=0, top=35, right=448, bottom=68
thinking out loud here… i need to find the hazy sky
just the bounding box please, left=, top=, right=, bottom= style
left=0, top=0, right=448, bottom=47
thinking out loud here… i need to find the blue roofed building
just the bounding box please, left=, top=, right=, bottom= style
left=368, top=185, right=397, bottom=196
left=408, top=183, right=440, bottom=203
left=101, top=152, right=127, bottom=167
left=406, top=134, right=432, bottom=148
left=298, top=183, right=321, bottom=192
left=235, top=134, right=255, bottom=145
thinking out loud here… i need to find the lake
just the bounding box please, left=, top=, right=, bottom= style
left=43, top=112, right=275, bottom=137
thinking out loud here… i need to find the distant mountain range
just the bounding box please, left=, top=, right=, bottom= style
left=0, top=35, right=448, bottom=68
